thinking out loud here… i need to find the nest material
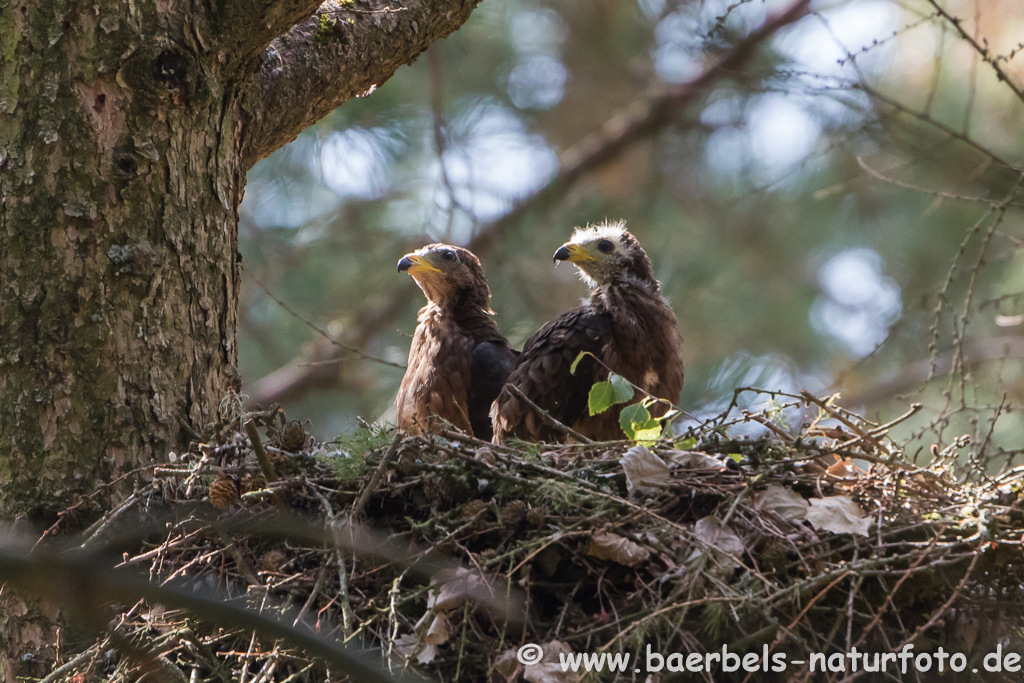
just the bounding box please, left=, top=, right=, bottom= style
left=47, top=399, right=1024, bottom=682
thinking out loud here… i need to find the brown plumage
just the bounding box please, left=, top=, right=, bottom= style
left=395, top=244, right=518, bottom=440
left=491, top=222, right=684, bottom=443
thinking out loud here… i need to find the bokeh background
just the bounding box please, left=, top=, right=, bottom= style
left=237, top=0, right=1024, bottom=469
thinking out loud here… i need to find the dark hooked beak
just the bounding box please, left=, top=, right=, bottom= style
left=552, top=245, right=572, bottom=263
left=398, top=253, right=441, bottom=274
left=553, top=243, right=594, bottom=264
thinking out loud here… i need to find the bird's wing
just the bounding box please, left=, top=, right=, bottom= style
left=492, top=307, right=611, bottom=443
left=467, top=340, right=519, bottom=441
left=397, top=322, right=475, bottom=435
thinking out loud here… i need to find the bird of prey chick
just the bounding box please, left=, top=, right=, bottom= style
left=491, top=221, right=683, bottom=443
left=395, top=244, right=518, bottom=441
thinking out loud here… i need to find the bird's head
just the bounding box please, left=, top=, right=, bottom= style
left=398, top=244, right=492, bottom=310
left=553, top=221, right=656, bottom=289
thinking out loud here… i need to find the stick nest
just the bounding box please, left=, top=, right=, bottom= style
left=50, top=396, right=1024, bottom=682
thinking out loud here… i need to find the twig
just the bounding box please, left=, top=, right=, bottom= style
left=40, top=639, right=108, bottom=683
left=506, top=385, right=594, bottom=444
left=866, top=402, right=923, bottom=436
left=840, top=546, right=982, bottom=683
left=245, top=420, right=279, bottom=484
left=215, top=528, right=262, bottom=586
left=856, top=156, right=1020, bottom=206
left=335, top=549, right=355, bottom=638
left=926, top=0, right=1024, bottom=105
left=438, top=428, right=517, bottom=454
left=852, top=528, right=945, bottom=648
left=80, top=492, right=140, bottom=550
left=246, top=271, right=404, bottom=369
left=743, top=412, right=796, bottom=444
left=800, top=391, right=889, bottom=457
left=244, top=419, right=287, bottom=509
left=857, top=82, right=1019, bottom=171
left=742, top=571, right=851, bottom=683
left=293, top=564, right=328, bottom=627
left=841, top=336, right=1024, bottom=407
left=349, top=432, right=402, bottom=520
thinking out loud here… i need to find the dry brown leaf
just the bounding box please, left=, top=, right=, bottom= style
left=428, top=567, right=495, bottom=611
left=524, top=642, right=581, bottom=683
left=753, top=484, right=809, bottom=523
left=692, top=516, right=745, bottom=558
left=392, top=634, right=418, bottom=660
left=619, top=445, right=669, bottom=493
left=425, top=612, right=452, bottom=646
left=393, top=633, right=439, bottom=665
left=826, top=458, right=864, bottom=480
left=588, top=531, right=651, bottom=566
left=665, top=450, right=725, bottom=469
left=416, top=644, right=438, bottom=665
left=806, top=496, right=871, bottom=536
left=494, top=648, right=520, bottom=681
left=961, top=615, right=980, bottom=653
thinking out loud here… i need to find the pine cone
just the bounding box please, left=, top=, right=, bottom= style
left=280, top=420, right=307, bottom=452
left=241, top=472, right=262, bottom=493
left=474, top=446, right=497, bottom=466
left=261, top=549, right=287, bottom=573
left=526, top=504, right=548, bottom=528
left=209, top=473, right=240, bottom=509
left=461, top=499, right=489, bottom=520
left=500, top=500, right=528, bottom=527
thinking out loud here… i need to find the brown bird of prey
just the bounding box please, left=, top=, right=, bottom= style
left=395, top=244, right=518, bottom=441
left=491, top=221, right=684, bottom=443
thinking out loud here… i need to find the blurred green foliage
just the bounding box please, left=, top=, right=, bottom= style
left=238, top=0, right=1024, bottom=473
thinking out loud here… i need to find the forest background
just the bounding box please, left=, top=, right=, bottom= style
left=243, top=0, right=1024, bottom=468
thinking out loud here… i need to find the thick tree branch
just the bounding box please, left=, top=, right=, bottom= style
left=249, top=0, right=812, bottom=406
left=211, top=0, right=324, bottom=60
left=240, top=0, right=479, bottom=167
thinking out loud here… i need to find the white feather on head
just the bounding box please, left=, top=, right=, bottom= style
left=561, top=219, right=657, bottom=290
left=570, top=219, right=629, bottom=245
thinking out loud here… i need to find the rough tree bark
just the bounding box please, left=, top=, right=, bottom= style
left=0, top=0, right=477, bottom=673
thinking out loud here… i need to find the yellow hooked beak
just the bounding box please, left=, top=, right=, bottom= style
left=398, top=253, right=442, bottom=274
left=553, top=242, right=596, bottom=264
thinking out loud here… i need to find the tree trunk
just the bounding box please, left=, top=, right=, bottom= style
left=0, top=0, right=477, bottom=671
left=1, top=2, right=244, bottom=522
left=0, top=0, right=478, bottom=517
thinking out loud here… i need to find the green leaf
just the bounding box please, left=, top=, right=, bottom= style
left=633, top=425, right=663, bottom=442
left=609, top=374, right=635, bottom=404
left=619, top=402, right=660, bottom=440
left=588, top=381, right=614, bottom=415
left=677, top=437, right=698, bottom=449
left=588, top=374, right=635, bottom=416
left=570, top=351, right=590, bottom=375
left=728, top=453, right=743, bottom=463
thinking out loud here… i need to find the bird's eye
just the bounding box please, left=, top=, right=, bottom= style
left=440, top=250, right=458, bottom=263
left=597, top=239, right=614, bottom=253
